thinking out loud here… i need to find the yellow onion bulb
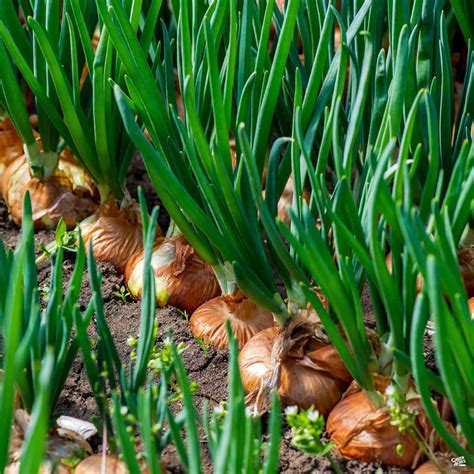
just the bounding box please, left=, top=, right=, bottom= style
left=2, top=154, right=98, bottom=229
left=261, top=176, right=310, bottom=227
left=80, top=199, right=158, bottom=272
left=125, top=235, right=219, bottom=313
left=277, top=176, right=311, bottom=226
left=190, top=291, right=274, bottom=349
left=0, top=118, right=26, bottom=192
left=239, top=326, right=352, bottom=416
left=415, top=454, right=474, bottom=473
left=75, top=455, right=128, bottom=474
left=327, top=376, right=431, bottom=468
left=469, top=297, right=474, bottom=319
left=7, top=409, right=93, bottom=474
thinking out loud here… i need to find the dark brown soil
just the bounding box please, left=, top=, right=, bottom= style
left=0, top=159, right=430, bottom=473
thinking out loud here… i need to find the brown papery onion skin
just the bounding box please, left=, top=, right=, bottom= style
left=327, top=376, right=431, bottom=469
left=276, top=176, right=311, bottom=226
left=81, top=199, right=158, bottom=272
left=75, top=455, right=128, bottom=474
left=239, top=326, right=352, bottom=416
left=469, top=297, right=474, bottom=319
left=415, top=456, right=474, bottom=474
left=2, top=154, right=98, bottom=229
left=125, top=235, right=219, bottom=313
left=7, top=409, right=92, bottom=474
left=260, top=176, right=311, bottom=227
left=0, top=118, right=24, bottom=191
left=190, top=291, right=274, bottom=349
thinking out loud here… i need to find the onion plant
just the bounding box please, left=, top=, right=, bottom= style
left=96, top=0, right=385, bottom=418
left=0, top=0, right=168, bottom=268
left=0, top=194, right=92, bottom=472
left=0, top=0, right=117, bottom=200
left=283, top=138, right=462, bottom=468
left=0, top=194, right=92, bottom=415
left=75, top=194, right=282, bottom=472
left=281, top=19, right=473, bottom=462
left=102, top=0, right=304, bottom=310
left=397, top=187, right=474, bottom=466
left=102, top=0, right=371, bottom=312
left=0, top=0, right=95, bottom=176
left=0, top=0, right=99, bottom=228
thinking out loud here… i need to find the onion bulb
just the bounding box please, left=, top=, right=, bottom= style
left=75, top=455, right=128, bottom=474
left=469, top=297, right=474, bottom=319
left=0, top=118, right=24, bottom=187
left=261, top=176, right=311, bottom=226
left=327, top=376, right=431, bottom=468
left=125, top=235, right=219, bottom=313
left=7, top=409, right=92, bottom=474
left=239, top=321, right=352, bottom=415
left=415, top=454, right=474, bottom=473
left=2, top=154, right=97, bottom=229
left=81, top=199, right=159, bottom=272
left=190, top=291, right=274, bottom=349
left=276, top=176, right=311, bottom=226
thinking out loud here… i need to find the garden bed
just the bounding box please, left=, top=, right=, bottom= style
left=0, top=161, right=428, bottom=473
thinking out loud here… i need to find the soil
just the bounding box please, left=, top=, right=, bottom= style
left=0, top=156, right=433, bottom=473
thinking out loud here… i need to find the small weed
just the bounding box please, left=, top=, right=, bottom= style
left=114, top=286, right=130, bottom=303
left=36, top=219, right=79, bottom=264
left=286, top=406, right=343, bottom=474
left=195, top=336, right=210, bottom=355
left=40, top=285, right=51, bottom=303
